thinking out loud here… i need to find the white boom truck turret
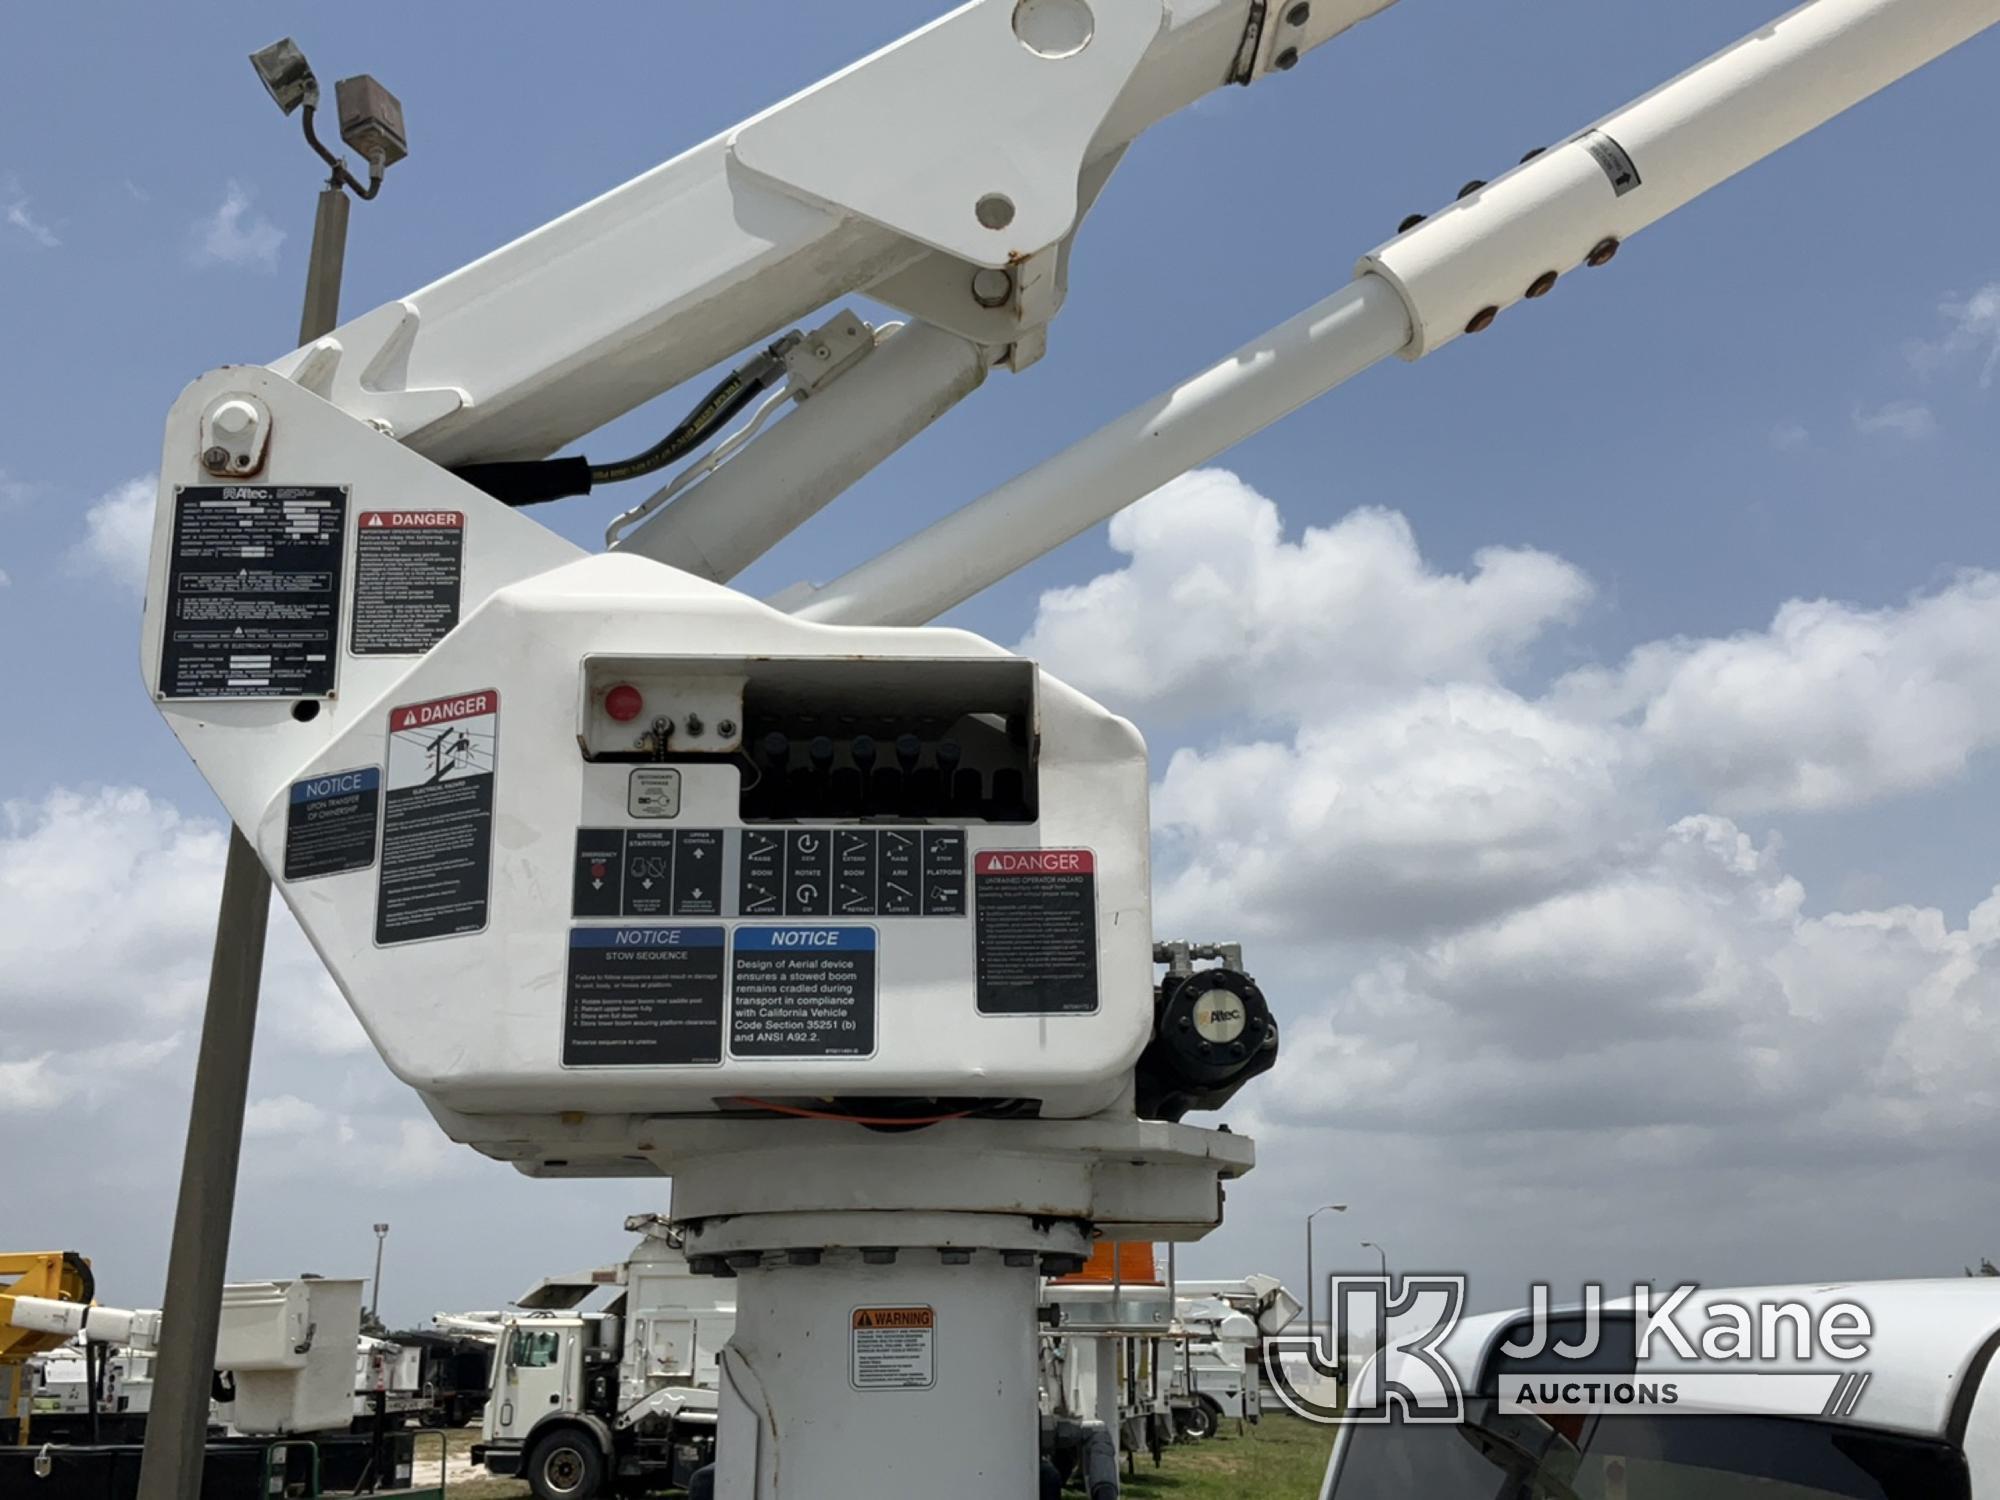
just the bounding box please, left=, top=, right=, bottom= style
left=474, top=1215, right=731, bottom=1493
left=141, top=1, right=2000, bottom=1494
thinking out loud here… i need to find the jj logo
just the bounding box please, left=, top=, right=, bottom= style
left=1265, top=1275, right=1467, bottom=1425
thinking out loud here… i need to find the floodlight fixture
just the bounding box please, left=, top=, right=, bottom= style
left=251, top=38, right=406, bottom=201
left=334, top=75, right=408, bottom=171
left=249, top=38, right=318, bottom=117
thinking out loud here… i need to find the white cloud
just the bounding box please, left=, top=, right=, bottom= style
left=1851, top=398, right=1938, bottom=440
left=67, top=474, right=157, bottom=593
left=246, top=1094, right=329, bottom=1137
left=1151, top=687, right=1633, bottom=941
left=1018, top=469, right=1590, bottom=725
left=0, top=1055, right=71, bottom=1112
left=1268, top=813, right=2000, bottom=1162
left=0, top=469, right=37, bottom=507
left=190, top=181, right=284, bottom=272
left=0, top=785, right=370, bottom=1066
left=3, top=175, right=60, bottom=248
left=1910, top=281, right=2000, bottom=389
left=1565, top=571, right=2000, bottom=813
left=1012, top=466, right=2000, bottom=1291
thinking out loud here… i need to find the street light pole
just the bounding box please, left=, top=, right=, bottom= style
left=371, top=1224, right=391, bottom=1319
left=1361, top=1240, right=1388, bottom=1280
left=1303, top=1203, right=1347, bottom=1348
left=135, top=44, right=405, bottom=1500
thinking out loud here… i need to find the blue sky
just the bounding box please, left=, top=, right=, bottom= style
left=3, top=3, right=1998, bottom=1325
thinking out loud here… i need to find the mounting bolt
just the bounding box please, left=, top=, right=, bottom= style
left=202, top=446, right=231, bottom=473
left=970, top=267, right=1014, bottom=309
left=1525, top=270, right=1559, bottom=299
left=1465, top=305, right=1500, bottom=334
left=1002, top=1251, right=1037, bottom=1268
left=1273, top=46, right=1300, bottom=70
left=1397, top=213, right=1426, bottom=233
left=862, top=1247, right=899, bottom=1266
left=939, top=1249, right=973, bottom=1266
left=726, top=1252, right=761, bottom=1271
left=1457, top=179, right=1486, bottom=200
left=1586, top=236, right=1621, bottom=268
left=716, top=718, right=737, bottom=739
left=1285, top=1, right=1311, bottom=23
left=786, top=1248, right=823, bottom=1267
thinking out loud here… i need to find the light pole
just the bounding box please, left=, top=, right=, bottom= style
left=1361, top=1239, right=1388, bottom=1279
left=135, top=43, right=406, bottom=1500
left=371, top=1223, right=391, bottom=1319
left=1304, top=1203, right=1347, bottom=1345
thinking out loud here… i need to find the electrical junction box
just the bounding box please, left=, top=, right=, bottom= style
left=140, top=372, right=1156, bottom=1167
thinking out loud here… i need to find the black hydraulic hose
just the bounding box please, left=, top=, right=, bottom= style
left=587, top=364, right=770, bottom=486
left=449, top=335, right=796, bottom=507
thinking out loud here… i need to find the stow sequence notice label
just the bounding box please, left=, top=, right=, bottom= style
left=351, top=511, right=464, bottom=655
left=284, top=767, right=380, bottom=882
left=974, top=849, right=1098, bottom=1014
left=729, top=926, right=876, bottom=1059
left=851, top=1306, right=935, bottom=1391
left=159, top=485, right=345, bottom=698
left=376, top=690, right=498, bottom=945
left=565, top=927, right=725, bottom=1066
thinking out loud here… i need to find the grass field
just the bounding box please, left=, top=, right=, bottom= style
left=433, top=1415, right=1334, bottom=1498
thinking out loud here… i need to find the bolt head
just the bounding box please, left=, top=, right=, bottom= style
left=1273, top=46, right=1300, bottom=70
left=1286, top=1, right=1311, bottom=24
left=970, top=267, right=1014, bottom=309
left=211, top=398, right=259, bottom=438
left=202, top=446, right=231, bottom=472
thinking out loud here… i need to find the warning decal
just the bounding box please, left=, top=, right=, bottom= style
left=158, top=484, right=345, bottom=699
left=284, top=766, right=380, bottom=882
left=351, top=510, right=464, bottom=656
left=376, top=689, right=498, bottom=945
left=564, top=927, right=725, bottom=1066
left=851, top=1305, right=935, bottom=1391
left=729, top=926, right=876, bottom=1059
left=974, top=849, right=1098, bottom=1015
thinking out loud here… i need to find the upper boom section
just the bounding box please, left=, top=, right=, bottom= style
left=265, top=0, right=1396, bottom=467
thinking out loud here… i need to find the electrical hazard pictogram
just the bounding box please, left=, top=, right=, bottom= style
left=376, top=690, right=499, bottom=945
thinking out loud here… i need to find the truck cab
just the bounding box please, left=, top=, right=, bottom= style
left=474, top=1218, right=730, bottom=1498
left=1316, top=1279, right=2000, bottom=1500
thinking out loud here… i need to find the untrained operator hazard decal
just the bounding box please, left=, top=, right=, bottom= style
left=375, top=689, right=498, bottom=945
left=973, top=849, right=1097, bottom=1014
left=851, top=1306, right=935, bottom=1391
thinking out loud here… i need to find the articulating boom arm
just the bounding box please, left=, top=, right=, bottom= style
left=255, top=0, right=1999, bottom=623
left=265, top=0, right=1397, bottom=466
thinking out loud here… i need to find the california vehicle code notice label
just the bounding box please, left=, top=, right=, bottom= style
left=729, top=926, right=876, bottom=1058
left=851, top=1306, right=935, bottom=1391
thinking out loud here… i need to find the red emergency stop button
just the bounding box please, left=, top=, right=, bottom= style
left=604, top=683, right=644, bottom=722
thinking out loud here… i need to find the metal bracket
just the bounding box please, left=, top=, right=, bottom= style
left=782, top=309, right=875, bottom=399
left=198, top=392, right=273, bottom=477
left=731, top=0, right=1164, bottom=269
left=270, top=300, right=467, bottom=445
